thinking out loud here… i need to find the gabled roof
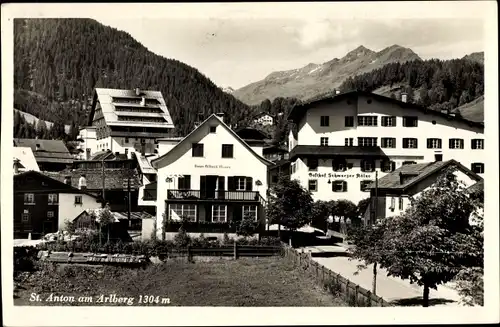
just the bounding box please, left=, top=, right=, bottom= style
left=14, top=171, right=101, bottom=200
left=13, top=147, right=40, bottom=172
left=133, top=151, right=157, bottom=174
left=289, top=145, right=387, bottom=161
left=467, top=179, right=484, bottom=194
left=152, top=114, right=274, bottom=168
left=13, top=138, right=73, bottom=164
left=87, top=88, right=175, bottom=129
left=42, top=168, right=141, bottom=190
left=287, top=90, right=484, bottom=128
left=368, top=159, right=482, bottom=191
left=235, top=127, right=270, bottom=141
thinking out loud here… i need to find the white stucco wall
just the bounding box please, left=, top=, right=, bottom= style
left=77, top=128, right=97, bottom=159
left=154, top=118, right=270, bottom=235
left=57, top=193, right=101, bottom=230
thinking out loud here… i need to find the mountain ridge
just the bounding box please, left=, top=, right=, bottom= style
left=232, top=44, right=422, bottom=105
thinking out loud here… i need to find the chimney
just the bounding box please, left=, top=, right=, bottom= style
left=135, top=88, right=140, bottom=96
left=78, top=174, right=87, bottom=190
left=13, top=159, right=20, bottom=174
left=64, top=176, right=72, bottom=186
left=401, top=92, right=408, bottom=103
left=35, top=143, right=41, bottom=151
left=140, top=96, right=146, bottom=107
left=141, top=143, right=146, bottom=156
left=216, top=112, right=225, bottom=123
left=399, top=172, right=404, bottom=185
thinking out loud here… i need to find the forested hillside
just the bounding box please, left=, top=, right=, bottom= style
left=14, top=18, right=257, bottom=138
left=339, top=58, right=484, bottom=118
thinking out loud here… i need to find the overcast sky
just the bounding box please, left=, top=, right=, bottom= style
left=96, top=11, right=485, bottom=89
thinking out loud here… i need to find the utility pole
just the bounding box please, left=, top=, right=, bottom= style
left=373, top=170, right=379, bottom=295
left=101, top=157, right=106, bottom=208
left=123, top=173, right=132, bottom=228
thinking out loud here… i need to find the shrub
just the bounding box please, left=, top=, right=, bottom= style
left=14, top=246, right=39, bottom=275
left=236, top=213, right=258, bottom=237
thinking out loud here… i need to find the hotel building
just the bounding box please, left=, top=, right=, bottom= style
left=150, top=113, right=273, bottom=239
left=287, top=90, right=484, bottom=205
left=82, top=88, right=175, bottom=157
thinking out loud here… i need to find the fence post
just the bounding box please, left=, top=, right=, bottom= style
left=366, top=291, right=372, bottom=307
left=233, top=241, right=238, bottom=260
left=354, top=285, right=359, bottom=307
left=378, top=297, right=384, bottom=307
left=187, top=245, right=192, bottom=263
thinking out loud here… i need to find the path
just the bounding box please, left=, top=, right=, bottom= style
left=301, top=245, right=465, bottom=307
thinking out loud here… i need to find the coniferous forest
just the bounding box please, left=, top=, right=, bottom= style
left=13, top=18, right=257, bottom=139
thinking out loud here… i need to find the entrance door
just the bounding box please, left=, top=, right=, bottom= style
left=43, top=221, right=54, bottom=235
left=200, top=175, right=218, bottom=199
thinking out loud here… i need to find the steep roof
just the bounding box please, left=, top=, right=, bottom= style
left=235, top=127, right=270, bottom=141
left=42, top=168, right=141, bottom=190
left=287, top=90, right=484, bottom=128
left=87, top=88, right=175, bottom=129
left=289, top=145, right=387, bottom=161
left=13, top=147, right=40, bottom=172
left=152, top=114, right=275, bottom=168
left=13, top=138, right=73, bottom=164
left=133, top=151, right=157, bottom=174
left=368, top=159, right=482, bottom=191
left=467, top=179, right=484, bottom=194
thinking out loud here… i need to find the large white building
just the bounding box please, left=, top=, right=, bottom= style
left=81, top=88, right=175, bottom=158
left=287, top=90, right=484, bottom=205
left=149, top=113, right=273, bottom=239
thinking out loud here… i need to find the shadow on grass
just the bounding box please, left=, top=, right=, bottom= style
left=390, top=297, right=456, bottom=306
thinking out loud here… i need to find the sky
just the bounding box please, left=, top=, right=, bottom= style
left=94, top=9, right=485, bottom=90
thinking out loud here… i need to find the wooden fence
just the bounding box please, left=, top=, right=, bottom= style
left=156, top=245, right=282, bottom=261
left=283, top=246, right=391, bottom=307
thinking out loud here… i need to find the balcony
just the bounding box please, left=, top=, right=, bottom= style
left=167, top=189, right=262, bottom=202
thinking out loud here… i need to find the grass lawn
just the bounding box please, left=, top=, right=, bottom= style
left=14, top=257, right=347, bottom=306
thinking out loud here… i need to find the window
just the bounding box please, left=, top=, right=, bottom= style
left=402, top=161, right=417, bottom=166
left=24, top=193, right=35, bottom=204
left=357, top=115, right=378, bottom=126
left=47, top=211, right=54, bottom=218
left=449, top=138, right=464, bottom=149
left=307, top=158, right=319, bottom=171
left=471, top=163, right=484, bottom=174
left=48, top=194, right=58, bottom=205
left=360, top=180, right=372, bottom=192
left=169, top=204, right=197, bottom=222
left=308, top=180, right=318, bottom=192
left=242, top=205, right=258, bottom=221
left=389, top=197, right=396, bottom=210
left=332, top=159, right=347, bottom=172
left=320, top=137, right=329, bottom=146
left=381, top=116, right=396, bottom=127
left=345, top=138, right=353, bottom=146
left=125, top=137, right=129, bottom=144
left=402, top=138, right=418, bottom=149
left=320, top=116, right=330, bottom=127
left=361, top=160, right=375, bottom=172
left=435, top=154, right=443, bottom=162
left=381, top=160, right=396, bottom=172
left=402, top=116, right=418, bottom=127
left=22, top=213, right=29, bottom=222
left=471, top=139, right=484, bottom=149
left=178, top=175, right=191, bottom=190
left=332, top=181, right=348, bottom=192
left=236, top=177, right=250, bottom=191
left=381, top=138, right=396, bottom=148
left=345, top=116, right=354, bottom=127
left=271, top=175, right=278, bottom=184
left=222, top=144, right=234, bottom=158
left=399, top=197, right=404, bottom=210
left=74, top=196, right=82, bottom=204
left=209, top=126, right=217, bottom=133
left=358, top=137, right=377, bottom=147
left=212, top=205, right=227, bottom=222
left=427, top=138, right=442, bottom=149
left=192, top=143, right=204, bottom=157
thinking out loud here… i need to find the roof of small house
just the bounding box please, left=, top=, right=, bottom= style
left=13, top=138, right=73, bottom=164
left=78, top=209, right=152, bottom=221
left=42, top=168, right=141, bottom=190
left=151, top=114, right=275, bottom=168
left=287, top=90, right=484, bottom=128
left=13, top=147, right=40, bottom=172
left=368, top=159, right=482, bottom=191
left=89, top=151, right=129, bottom=161
left=133, top=152, right=157, bottom=174
left=289, top=145, right=387, bottom=161
left=235, top=127, right=270, bottom=141
left=252, top=112, right=275, bottom=120
left=467, top=179, right=484, bottom=194
left=87, top=88, right=175, bottom=129
left=263, top=145, right=289, bottom=154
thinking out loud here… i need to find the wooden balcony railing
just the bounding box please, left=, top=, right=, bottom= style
left=167, top=189, right=262, bottom=202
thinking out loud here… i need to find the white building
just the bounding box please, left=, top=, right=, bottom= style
left=149, top=113, right=274, bottom=239
left=364, top=159, right=483, bottom=224
left=13, top=147, right=40, bottom=173
left=84, top=88, right=175, bottom=157
left=76, top=126, right=97, bottom=160
left=253, top=112, right=275, bottom=126
left=287, top=90, right=484, bottom=205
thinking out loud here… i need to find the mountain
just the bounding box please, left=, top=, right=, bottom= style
left=14, top=108, right=71, bottom=134
left=14, top=18, right=257, bottom=137
left=232, top=44, right=421, bottom=105
left=452, top=95, right=484, bottom=122
left=463, top=52, right=484, bottom=65
left=222, top=86, right=235, bottom=94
